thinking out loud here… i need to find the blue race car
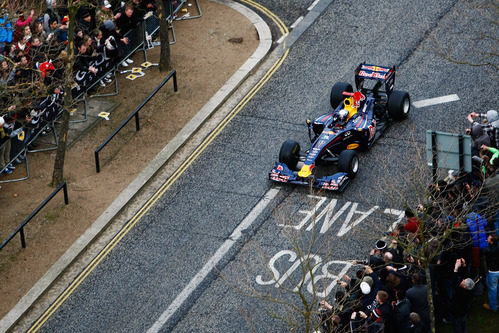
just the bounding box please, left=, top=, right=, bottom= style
left=269, top=63, right=411, bottom=191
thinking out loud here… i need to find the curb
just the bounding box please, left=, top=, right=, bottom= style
left=0, top=1, right=271, bottom=332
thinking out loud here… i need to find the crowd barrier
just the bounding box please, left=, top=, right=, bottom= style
left=0, top=181, right=68, bottom=251
left=94, top=69, right=177, bottom=173
left=0, top=8, right=176, bottom=183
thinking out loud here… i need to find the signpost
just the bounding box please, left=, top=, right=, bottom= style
left=426, top=130, right=472, bottom=182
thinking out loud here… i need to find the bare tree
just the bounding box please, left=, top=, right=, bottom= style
left=52, top=0, right=78, bottom=186
left=156, top=0, right=171, bottom=72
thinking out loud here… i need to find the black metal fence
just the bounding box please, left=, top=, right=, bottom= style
left=0, top=181, right=69, bottom=250
left=94, top=70, right=178, bottom=173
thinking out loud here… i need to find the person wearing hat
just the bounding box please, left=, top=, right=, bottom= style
left=450, top=258, right=475, bottom=333
left=77, top=8, right=96, bottom=36
left=96, top=1, right=115, bottom=28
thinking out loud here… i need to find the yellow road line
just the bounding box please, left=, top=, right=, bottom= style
left=28, top=17, right=290, bottom=333
left=239, top=0, right=289, bottom=36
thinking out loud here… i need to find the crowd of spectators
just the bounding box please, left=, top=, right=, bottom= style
left=0, top=0, right=159, bottom=176
left=317, top=110, right=499, bottom=332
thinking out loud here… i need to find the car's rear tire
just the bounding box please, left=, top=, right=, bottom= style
left=279, top=140, right=301, bottom=171
left=388, top=90, right=410, bottom=120
left=338, top=149, right=359, bottom=178
left=330, top=82, right=353, bottom=110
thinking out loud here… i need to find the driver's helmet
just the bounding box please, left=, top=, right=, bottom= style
left=335, top=109, right=349, bottom=127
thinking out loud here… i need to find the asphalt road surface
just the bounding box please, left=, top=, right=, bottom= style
left=36, top=0, right=497, bottom=332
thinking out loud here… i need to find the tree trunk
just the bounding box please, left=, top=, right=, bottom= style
left=425, top=264, right=436, bottom=333
left=157, top=0, right=172, bottom=72
left=51, top=3, right=77, bottom=186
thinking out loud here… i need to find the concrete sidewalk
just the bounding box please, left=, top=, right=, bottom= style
left=0, top=1, right=272, bottom=331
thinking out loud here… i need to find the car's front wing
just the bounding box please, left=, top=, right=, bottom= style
left=269, top=162, right=351, bottom=191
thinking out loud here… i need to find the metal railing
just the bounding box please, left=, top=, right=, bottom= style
left=94, top=70, right=178, bottom=173
left=0, top=181, right=69, bottom=250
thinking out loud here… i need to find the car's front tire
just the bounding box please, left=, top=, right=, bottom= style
left=330, top=82, right=353, bottom=110
left=387, top=90, right=410, bottom=120
left=338, top=149, right=359, bottom=178
left=279, top=140, right=301, bottom=171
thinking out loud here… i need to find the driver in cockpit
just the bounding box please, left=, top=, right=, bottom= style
left=332, top=108, right=350, bottom=129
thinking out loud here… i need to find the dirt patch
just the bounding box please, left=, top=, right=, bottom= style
left=0, top=0, right=258, bottom=319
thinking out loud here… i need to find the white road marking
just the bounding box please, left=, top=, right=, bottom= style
left=290, top=16, right=303, bottom=29
left=146, top=188, right=281, bottom=333
left=308, top=0, right=321, bottom=11
left=412, top=94, right=460, bottom=108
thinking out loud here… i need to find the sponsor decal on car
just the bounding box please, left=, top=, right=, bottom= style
left=361, top=65, right=390, bottom=72
left=359, top=70, right=386, bottom=80
left=270, top=171, right=290, bottom=182
left=346, top=143, right=359, bottom=149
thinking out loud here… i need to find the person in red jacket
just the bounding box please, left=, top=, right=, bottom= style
left=13, top=9, right=34, bottom=43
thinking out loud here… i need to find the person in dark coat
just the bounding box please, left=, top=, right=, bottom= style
left=77, top=8, right=96, bottom=36
left=115, top=3, right=142, bottom=35
left=392, top=289, right=411, bottom=333
left=365, top=290, right=393, bottom=333
left=406, top=272, right=430, bottom=333
left=449, top=258, right=475, bottom=333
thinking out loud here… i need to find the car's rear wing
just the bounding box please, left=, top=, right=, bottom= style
left=354, top=63, right=395, bottom=95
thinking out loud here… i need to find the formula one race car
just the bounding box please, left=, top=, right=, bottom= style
left=269, top=63, right=410, bottom=191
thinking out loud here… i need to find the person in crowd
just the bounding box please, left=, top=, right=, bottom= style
left=465, top=211, right=488, bottom=276
left=409, top=312, right=424, bottom=333
left=0, top=59, right=14, bottom=86
left=77, top=9, right=96, bottom=36
left=3, top=110, right=23, bottom=163
left=349, top=301, right=368, bottom=333
left=0, top=116, right=14, bottom=174
left=23, top=25, right=32, bottom=43
left=365, top=290, right=393, bottom=333
left=45, top=18, right=62, bottom=43
left=467, top=110, right=499, bottom=148
left=96, top=0, right=115, bottom=28
left=0, top=9, right=13, bottom=53
left=44, top=0, right=61, bottom=33
left=30, top=36, right=46, bottom=66
left=32, top=20, right=47, bottom=42
left=13, top=9, right=34, bottom=43
left=115, top=2, right=142, bottom=36
left=100, top=19, right=129, bottom=65
left=2, top=44, right=15, bottom=65
left=450, top=258, right=475, bottom=333
left=73, top=40, right=98, bottom=79
left=12, top=55, right=32, bottom=84
left=318, top=290, right=352, bottom=333
left=15, top=33, right=31, bottom=60
left=406, top=271, right=430, bottom=332
left=482, top=234, right=499, bottom=312
left=470, top=123, right=491, bottom=157
left=392, top=289, right=411, bottom=332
